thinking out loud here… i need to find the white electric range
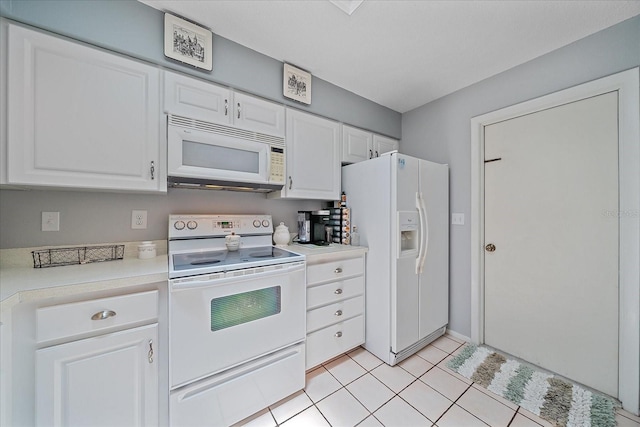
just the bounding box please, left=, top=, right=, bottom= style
left=167, top=214, right=306, bottom=427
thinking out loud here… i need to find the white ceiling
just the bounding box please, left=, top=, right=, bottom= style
left=139, top=0, right=640, bottom=113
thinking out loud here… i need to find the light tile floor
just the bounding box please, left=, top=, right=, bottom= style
left=236, top=334, right=640, bottom=427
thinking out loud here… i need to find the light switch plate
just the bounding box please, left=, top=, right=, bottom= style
left=42, top=212, right=60, bottom=231
left=452, top=213, right=465, bottom=226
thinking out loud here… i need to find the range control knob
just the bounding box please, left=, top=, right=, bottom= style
left=174, top=221, right=186, bottom=230
left=253, top=219, right=261, bottom=227
left=262, top=219, right=270, bottom=227
left=186, top=221, right=197, bottom=230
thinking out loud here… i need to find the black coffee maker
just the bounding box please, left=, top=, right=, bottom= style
left=297, top=210, right=332, bottom=245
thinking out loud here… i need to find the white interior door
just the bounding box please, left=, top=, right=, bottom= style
left=484, top=91, right=619, bottom=397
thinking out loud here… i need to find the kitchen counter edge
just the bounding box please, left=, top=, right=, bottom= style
left=1, top=256, right=168, bottom=309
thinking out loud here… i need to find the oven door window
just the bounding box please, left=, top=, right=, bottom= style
left=210, top=286, right=281, bottom=331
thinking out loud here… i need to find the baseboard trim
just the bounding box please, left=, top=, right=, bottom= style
left=445, top=328, right=471, bottom=343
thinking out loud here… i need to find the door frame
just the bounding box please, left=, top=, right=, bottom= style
left=470, top=68, right=639, bottom=414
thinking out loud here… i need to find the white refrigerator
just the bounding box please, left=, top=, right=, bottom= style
left=342, top=153, right=449, bottom=365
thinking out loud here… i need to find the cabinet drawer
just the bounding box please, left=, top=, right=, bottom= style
left=307, top=257, right=364, bottom=286
left=307, top=296, right=363, bottom=333
left=307, top=276, right=364, bottom=309
left=306, top=316, right=364, bottom=370
left=36, top=290, right=158, bottom=344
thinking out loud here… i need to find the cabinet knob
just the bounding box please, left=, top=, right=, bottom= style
left=334, top=288, right=343, bottom=295
left=91, top=310, right=116, bottom=321
left=334, top=331, right=343, bottom=338
left=334, top=267, right=343, bottom=274
left=334, top=310, right=343, bottom=316
left=485, top=243, right=496, bottom=252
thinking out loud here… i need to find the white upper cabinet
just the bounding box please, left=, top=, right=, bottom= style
left=163, top=71, right=285, bottom=137
left=5, top=24, right=165, bottom=192
left=270, top=108, right=340, bottom=200
left=341, top=124, right=399, bottom=164
left=342, top=125, right=373, bottom=164
left=233, top=91, right=285, bottom=137
left=164, top=70, right=231, bottom=125
left=373, top=134, right=399, bottom=157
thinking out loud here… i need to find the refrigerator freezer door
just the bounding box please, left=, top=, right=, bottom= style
left=417, top=160, right=449, bottom=341
left=391, top=154, right=421, bottom=354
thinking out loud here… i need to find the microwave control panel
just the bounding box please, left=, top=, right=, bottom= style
left=270, top=147, right=285, bottom=184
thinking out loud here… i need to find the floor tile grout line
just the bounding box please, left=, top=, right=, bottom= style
left=505, top=407, right=519, bottom=427
left=616, top=410, right=640, bottom=423
left=289, top=341, right=554, bottom=427
left=512, top=407, right=544, bottom=427
left=433, top=381, right=494, bottom=427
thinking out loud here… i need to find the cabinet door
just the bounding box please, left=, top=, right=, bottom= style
left=36, top=324, right=158, bottom=427
left=164, top=70, right=231, bottom=124
left=280, top=109, right=340, bottom=200
left=373, top=134, right=399, bottom=157
left=234, top=92, right=285, bottom=137
left=7, top=25, right=164, bottom=192
left=342, top=125, right=373, bottom=164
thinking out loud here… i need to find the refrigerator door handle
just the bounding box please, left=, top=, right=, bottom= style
left=416, top=192, right=429, bottom=274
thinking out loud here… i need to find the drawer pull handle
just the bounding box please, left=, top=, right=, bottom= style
left=334, top=267, right=343, bottom=274
left=91, top=310, right=116, bottom=321
left=335, top=310, right=343, bottom=316
left=334, top=331, right=343, bottom=338
left=334, top=288, right=343, bottom=295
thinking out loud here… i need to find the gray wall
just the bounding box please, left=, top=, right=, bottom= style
left=0, top=188, right=321, bottom=248
left=0, top=0, right=401, bottom=249
left=401, top=15, right=640, bottom=338
left=0, top=0, right=400, bottom=138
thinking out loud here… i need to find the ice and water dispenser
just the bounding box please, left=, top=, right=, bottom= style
left=397, top=211, right=419, bottom=256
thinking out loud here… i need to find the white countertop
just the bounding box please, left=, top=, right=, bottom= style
left=286, top=243, right=367, bottom=259
left=0, top=256, right=168, bottom=306
left=0, top=243, right=366, bottom=308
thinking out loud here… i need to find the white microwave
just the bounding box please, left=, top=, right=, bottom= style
left=167, top=115, right=285, bottom=192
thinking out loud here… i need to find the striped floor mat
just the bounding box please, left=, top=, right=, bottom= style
left=447, top=344, right=618, bottom=427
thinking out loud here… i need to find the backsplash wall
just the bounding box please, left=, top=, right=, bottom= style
left=0, top=188, right=322, bottom=249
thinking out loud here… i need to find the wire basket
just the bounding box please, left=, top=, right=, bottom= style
left=32, top=245, right=125, bottom=268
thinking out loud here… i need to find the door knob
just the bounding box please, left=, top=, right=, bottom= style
left=485, top=243, right=496, bottom=252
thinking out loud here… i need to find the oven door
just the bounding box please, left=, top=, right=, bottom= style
left=167, top=123, right=270, bottom=185
left=169, top=262, right=305, bottom=388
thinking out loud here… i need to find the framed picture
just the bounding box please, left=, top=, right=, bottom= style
left=284, top=63, right=312, bottom=105
left=164, top=13, right=213, bottom=71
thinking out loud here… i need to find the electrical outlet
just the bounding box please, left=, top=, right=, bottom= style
left=42, top=212, right=60, bottom=231
left=452, top=213, right=465, bottom=225
left=131, top=210, right=147, bottom=229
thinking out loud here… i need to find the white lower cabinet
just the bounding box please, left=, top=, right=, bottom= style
left=304, top=251, right=366, bottom=370
left=36, top=324, right=159, bottom=427
left=33, top=290, right=160, bottom=426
